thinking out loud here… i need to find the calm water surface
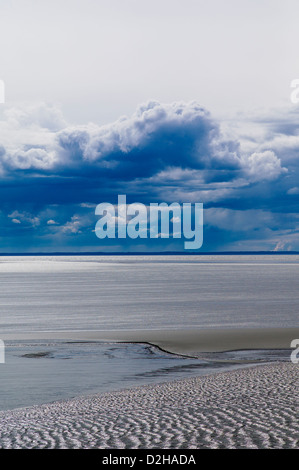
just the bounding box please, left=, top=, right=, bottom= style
left=0, top=255, right=297, bottom=411
left=0, top=255, right=298, bottom=332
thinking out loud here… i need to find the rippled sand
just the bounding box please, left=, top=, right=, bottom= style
left=0, top=363, right=297, bottom=449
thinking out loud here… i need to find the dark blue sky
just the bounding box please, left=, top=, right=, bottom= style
left=0, top=100, right=298, bottom=252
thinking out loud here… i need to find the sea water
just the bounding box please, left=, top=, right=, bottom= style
left=0, top=254, right=298, bottom=332
left=0, top=255, right=297, bottom=410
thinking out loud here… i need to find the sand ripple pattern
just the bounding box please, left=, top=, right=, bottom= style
left=0, top=363, right=298, bottom=449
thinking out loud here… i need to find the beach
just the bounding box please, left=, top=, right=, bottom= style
left=0, top=362, right=297, bottom=449
left=0, top=256, right=298, bottom=449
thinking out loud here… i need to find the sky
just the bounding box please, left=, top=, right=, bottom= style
left=0, top=0, right=299, bottom=252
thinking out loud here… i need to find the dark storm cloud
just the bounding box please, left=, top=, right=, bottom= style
left=0, top=100, right=297, bottom=251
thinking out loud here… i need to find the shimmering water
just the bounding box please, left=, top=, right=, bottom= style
left=0, top=255, right=298, bottom=333
left=0, top=255, right=297, bottom=410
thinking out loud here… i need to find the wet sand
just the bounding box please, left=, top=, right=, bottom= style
left=2, top=327, right=298, bottom=356
left=0, top=362, right=297, bottom=449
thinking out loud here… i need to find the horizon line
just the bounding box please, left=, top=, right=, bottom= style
left=0, top=251, right=298, bottom=256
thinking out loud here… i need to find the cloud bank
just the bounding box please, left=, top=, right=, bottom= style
left=0, top=100, right=297, bottom=251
